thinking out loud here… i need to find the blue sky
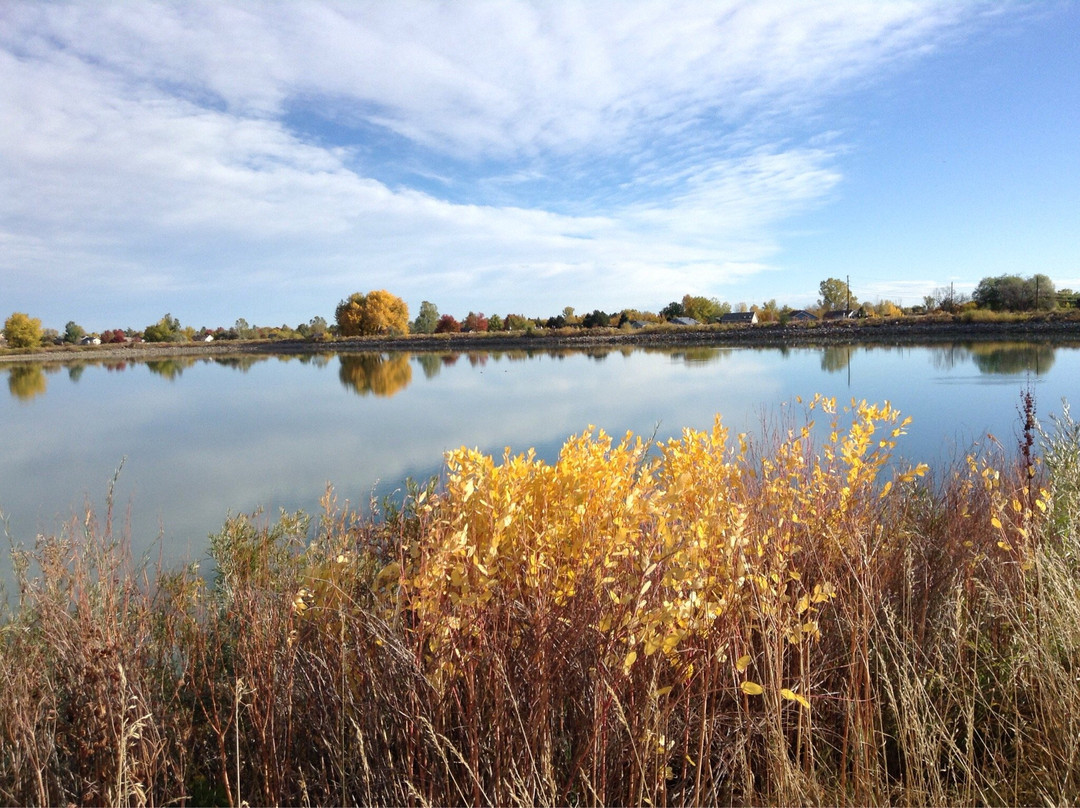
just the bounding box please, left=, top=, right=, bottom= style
left=2, top=1, right=1077, bottom=332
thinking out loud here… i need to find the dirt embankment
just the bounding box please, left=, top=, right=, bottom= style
left=3, top=316, right=1080, bottom=365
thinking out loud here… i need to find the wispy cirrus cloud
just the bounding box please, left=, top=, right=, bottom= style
left=0, top=0, right=1007, bottom=326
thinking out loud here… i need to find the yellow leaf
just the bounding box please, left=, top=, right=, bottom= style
left=735, top=654, right=752, bottom=672
left=991, top=516, right=1003, bottom=530
left=741, top=681, right=763, bottom=696
left=623, top=650, right=638, bottom=671
left=780, top=688, right=811, bottom=709
left=997, top=541, right=1013, bottom=551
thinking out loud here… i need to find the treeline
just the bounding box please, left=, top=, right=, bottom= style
left=3, top=274, right=1077, bottom=351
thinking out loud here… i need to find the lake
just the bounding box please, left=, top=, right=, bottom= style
left=2, top=341, right=1075, bottom=580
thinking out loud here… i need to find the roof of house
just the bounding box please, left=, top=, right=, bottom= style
left=788, top=309, right=817, bottom=320
left=670, top=317, right=700, bottom=326
left=720, top=311, right=757, bottom=323
left=822, top=309, right=855, bottom=320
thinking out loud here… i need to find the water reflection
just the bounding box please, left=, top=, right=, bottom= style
left=820, top=346, right=853, bottom=374
left=969, top=342, right=1055, bottom=375
left=926, top=342, right=1056, bottom=375
left=146, top=357, right=197, bottom=379
left=7, top=364, right=48, bottom=400
left=338, top=353, right=413, bottom=397
left=0, top=340, right=1065, bottom=405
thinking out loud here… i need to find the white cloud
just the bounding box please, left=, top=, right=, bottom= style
left=0, top=0, right=1003, bottom=325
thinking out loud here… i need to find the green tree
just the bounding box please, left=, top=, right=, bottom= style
left=412, top=301, right=440, bottom=334
left=63, top=321, right=85, bottom=344
left=660, top=301, right=685, bottom=320
left=143, top=313, right=183, bottom=342
left=335, top=290, right=410, bottom=336
left=973, top=274, right=1056, bottom=312
left=818, top=278, right=857, bottom=312
left=3, top=312, right=43, bottom=348
left=487, top=313, right=504, bottom=331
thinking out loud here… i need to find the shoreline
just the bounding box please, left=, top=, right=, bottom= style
left=3, top=316, right=1080, bottom=365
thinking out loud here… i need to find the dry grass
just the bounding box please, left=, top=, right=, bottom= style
left=2, top=395, right=1079, bottom=806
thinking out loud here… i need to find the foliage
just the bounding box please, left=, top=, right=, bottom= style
left=503, top=313, right=532, bottom=331
left=412, top=300, right=440, bottom=334
left=3, top=312, right=43, bottom=348
left=4, top=397, right=1075, bottom=806
left=973, top=273, right=1056, bottom=311
left=487, top=313, right=504, bottom=331
left=63, top=320, right=85, bottom=344
left=143, top=313, right=183, bottom=342
left=660, top=300, right=685, bottom=319
left=101, top=329, right=127, bottom=344
left=681, top=294, right=730, bottom=323
left=462, top=311, right=489, bottom=332
left=581, top=309, right=610, bottom=328
left=434, top=313, right=461, bottom=333
left=817, top=277, right=857, bottom=311
left=335, top=290, right=410, bottom=337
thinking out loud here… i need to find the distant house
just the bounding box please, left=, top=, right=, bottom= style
left=720, top=311, right=758, bottom=325
left=788, top=310, right=817, bottom=321
left=629, top=320, right=651, bottom=330
left=822, top=309, right=855, bottom=321
left=670, top=317, right=700, bottom=326
left=79, top=336, right=102, bottom=345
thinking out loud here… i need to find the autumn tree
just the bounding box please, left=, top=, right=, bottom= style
left=681, top=294, right=729, bottom=323
left=335, top=290, right=410, bottom=336
left=4, top=312, right=43, bottom=348
left=818, top=278, right=858, bottom=312
left=434, top=314, right=461, bottom=333
left=462, top=312, right=489, bottom=332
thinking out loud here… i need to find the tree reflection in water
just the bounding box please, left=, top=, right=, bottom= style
left=338, top=353, right=413, bottom=397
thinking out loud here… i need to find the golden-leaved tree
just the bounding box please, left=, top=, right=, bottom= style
left=334, top=290, right=409, bottom=336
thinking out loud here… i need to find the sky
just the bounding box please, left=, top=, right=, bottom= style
left=1, top=1, right=1078, bottom=332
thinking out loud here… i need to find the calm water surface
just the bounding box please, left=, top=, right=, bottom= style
left=2, top=342, right=1076, bottom=578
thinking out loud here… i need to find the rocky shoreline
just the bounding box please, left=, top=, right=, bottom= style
left=3, top=316, right=1080, bottom=365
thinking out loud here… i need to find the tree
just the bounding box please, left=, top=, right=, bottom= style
left=335, top=290, right=410, bottom=336
left=4, top=312, right=43, bottom=348
left=504, top=314, right=531, bottom=331
left=973, top=274, right=1056, bottom=312
left=143, top=313, right=183, bottom=342
left=412, top=301, right=440, bottom=334
left=818, top=278, right=857, bottom=312
left=681, top=295, right=729, bottom=323
left=660, top=301, right=685, bottom=320
left=434, top=314, right=461, bottom=333
left=487, top=313, right=504, bottom=331
left=64, top=321, right=85, bottom=344
left=581, top=309, right=611, bottom=328
left=462, top=311, right=489, bottom=332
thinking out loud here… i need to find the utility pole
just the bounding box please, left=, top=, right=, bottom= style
left=846, top=274, right=850, bottom=314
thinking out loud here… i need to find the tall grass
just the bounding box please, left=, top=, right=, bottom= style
left=2, top=395, right=1079, bottom=806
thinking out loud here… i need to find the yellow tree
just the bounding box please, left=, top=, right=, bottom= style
left=334, top=290, right=410, bottom=336
left=3, top=312, right=43, bottom=348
